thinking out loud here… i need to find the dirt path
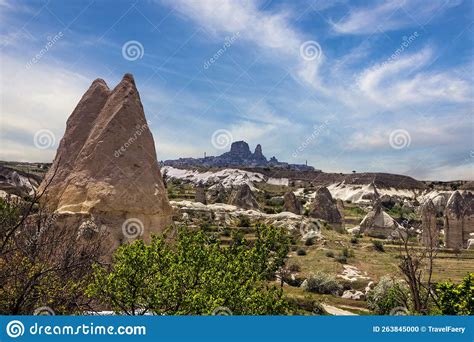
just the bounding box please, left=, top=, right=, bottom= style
left=321, top=304, right=358, bottom=316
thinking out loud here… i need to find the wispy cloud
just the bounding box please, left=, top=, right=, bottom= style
left=160, top=0, right=323, bottom=86
left=355, top=47, right=471, bottom=108
left=331, top=0, right=463, bottom=35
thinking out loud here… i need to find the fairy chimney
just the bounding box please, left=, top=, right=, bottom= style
left=38, top=74, right=172, bottom=248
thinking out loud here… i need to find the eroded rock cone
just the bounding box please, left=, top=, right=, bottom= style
left=228, top=183, right=260, bottom=210
left=420, top=199, right=438, bottom=247
left=38, top=74, right=172, bottom=247
left=358, top=201, right=402, bottom=239
left=207, top=183, right=228, bottom=204
left=308, top=187, right=342, bottom=225
left=444, top=191, right=474, bottom=249
left=283, top=191, right=302, bottom=214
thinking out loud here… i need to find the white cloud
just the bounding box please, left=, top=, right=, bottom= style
left=332, top=0, right=463, bottom=35
left=0, top=54, right=91, bottom=161
left=356, top=47, right=471, bottom=108
left=160, top=0, right=323, bottom=86
left=346, top=113, right=471, bottom=151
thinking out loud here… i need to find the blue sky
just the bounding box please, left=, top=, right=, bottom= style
left=0, top=0, right=473, bottom=180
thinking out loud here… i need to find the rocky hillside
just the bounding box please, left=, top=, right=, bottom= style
left=164, top=140, right=315, bottom=171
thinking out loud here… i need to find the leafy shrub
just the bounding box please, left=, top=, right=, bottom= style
left=367, top=277, right=409, bottom=315
left=286, top=295, right=326, bottom=315
left=325, top=251, right=335, bottom=258
left=237, top=216, right=251, bottom=227
left=372, top=240, right=385, bottom=252
left=304, top=272, right=342, bottom=294
left=200, top=221, right=212, bottom=231
left=335, top=255, right=347, bottom=264
left=87, top=224, right=290, bottom=315
left=341, top=247, right=354, bottom=258
left=296, top=249, right=307, bottom=256
left=437, top=273, right=474, bottom=315
left=350, top=237, right=359, bottom=244
left=305, top=238, right=315, bottom=246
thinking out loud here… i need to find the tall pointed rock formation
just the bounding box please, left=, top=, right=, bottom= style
left=39, top=74, right=172, bottom=246
left=308, top=187, right=343, bottom=227
left=444, top=190, right=474, bottom=249
left=420, top=199, right=438, bottom=247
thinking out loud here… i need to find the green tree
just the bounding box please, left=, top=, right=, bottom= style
left=87, top=224, right=290, bottom=315
left=437, top=273, right=474, bottom=315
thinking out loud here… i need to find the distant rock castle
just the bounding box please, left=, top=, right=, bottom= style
left=164, top=140, right=316, bottom=171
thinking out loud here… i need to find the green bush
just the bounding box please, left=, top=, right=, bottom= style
left=305, top=238, right=315, bottom=246
left=367, top=277, right=409, bottom=315
left=87, top=224, right=290, bottom=315
left=286, top=295, right=327, bottom=315
left=325, top=251, right=335, bottom=258
left=304, top=272, right=342, bottom=294
left=372, top=240, right=385, bottom=252
left=237, top=216, right=251, bottom=227
left=350, top=237, right=359, bottom=244
left=437, top=273, right=474, bottom=315
left=341, top=247, right=354, bottom=258
left=296, top=249, right=307, bottom=256
left=221, top=227, right=231, bottom=237
left=335, top=255, right=347, bottom=264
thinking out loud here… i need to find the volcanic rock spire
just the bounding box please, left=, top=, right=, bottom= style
left=39, top=74, right=172, bottom=246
